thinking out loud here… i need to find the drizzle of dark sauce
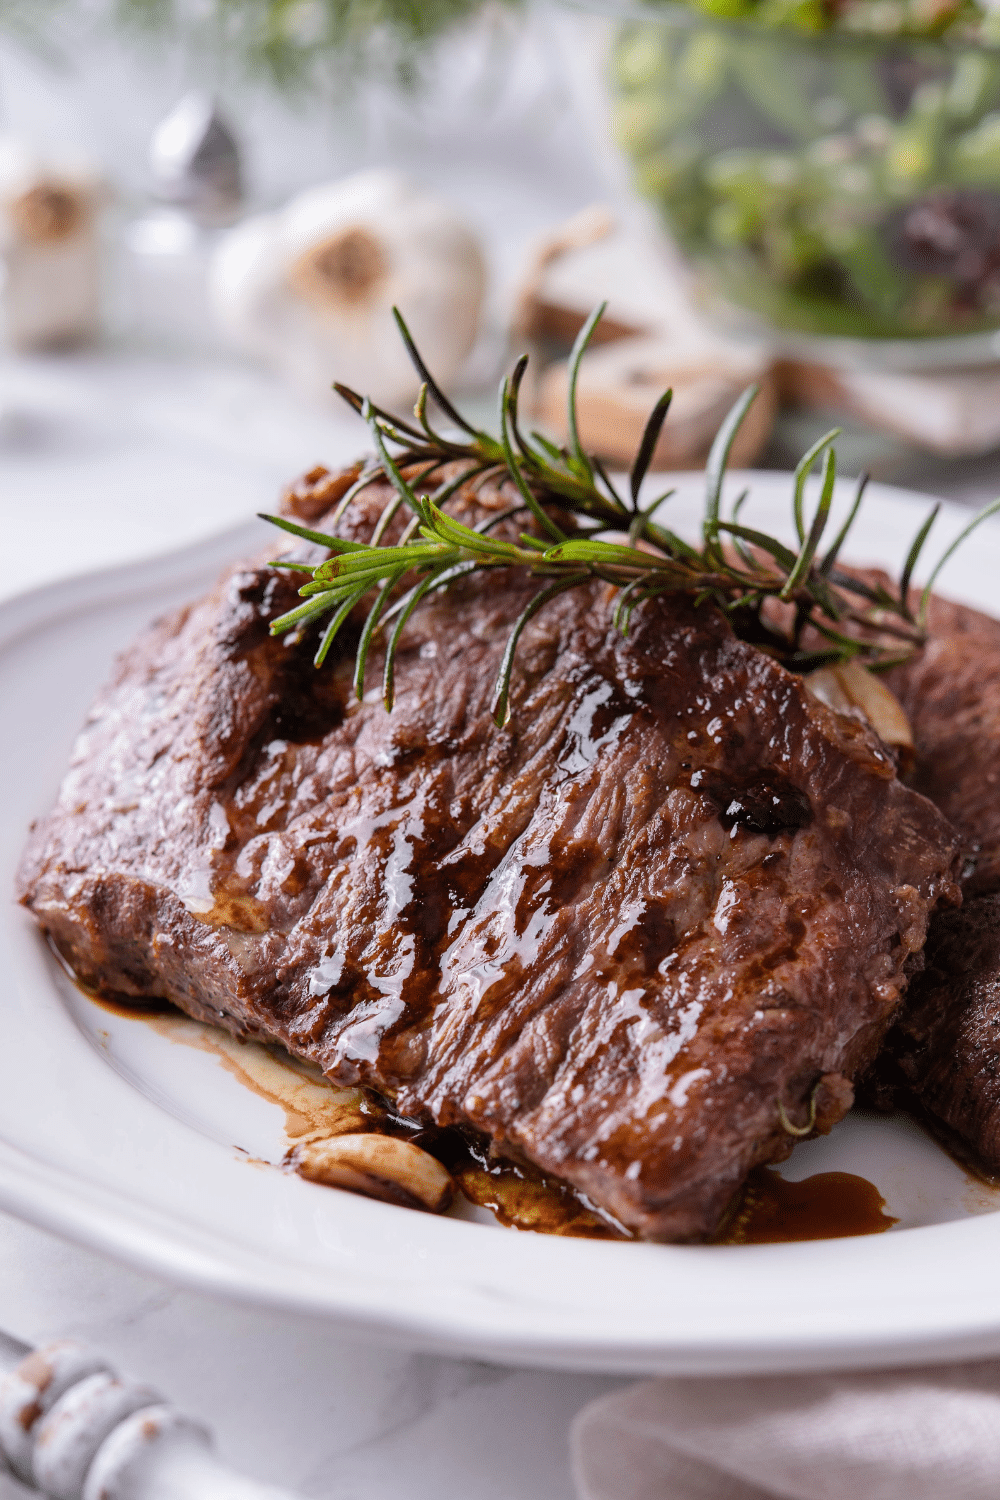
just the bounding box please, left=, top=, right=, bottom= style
left=85, top=991, right=178, bottom=1021
left=718, top=1167, right=898, bottom=1244
left=74, top=975, right=898, bottom=1245
left=691, top=767, right=813, bottom=837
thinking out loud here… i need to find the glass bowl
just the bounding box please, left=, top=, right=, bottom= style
left=560, top=0, right=1000, bottom=367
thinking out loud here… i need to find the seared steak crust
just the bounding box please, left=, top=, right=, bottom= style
left=865, top=590, right=1000, bottom=1170
left=886, top=895, right=1000, bottom=1175
left=17, top=479, right=962, bottom=1240
left=883, top=592, right=1000, bottom=896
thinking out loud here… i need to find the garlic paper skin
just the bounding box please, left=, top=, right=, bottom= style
left=0, top=138, right=102, bottom=351
left=209, top=170, right=486, bottom=409
left=804, top=659, right=915, bottom=773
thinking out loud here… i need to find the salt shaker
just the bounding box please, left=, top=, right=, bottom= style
left=0, top=137, right=102, bottom=351
left=123, top=93, right=244, bottom=352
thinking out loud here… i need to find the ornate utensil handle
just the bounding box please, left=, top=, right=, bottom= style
left=0, top=1335, right=304, bottom=1500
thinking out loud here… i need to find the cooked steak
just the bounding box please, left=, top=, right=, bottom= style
left=883, top=593, right=1000, bottom=896
left=17, top=472, right=962, bottom=1240
left=884, top=895, right=1000, bottom=1176
left=863, top=590, right=1000, bottom=1170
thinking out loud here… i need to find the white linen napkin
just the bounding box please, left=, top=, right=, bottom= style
left=572, top=1363, right=1000, bottom=1500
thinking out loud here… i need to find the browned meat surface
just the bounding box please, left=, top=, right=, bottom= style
left=860, top=589, right=1000, bottom=1170
left=17, top=475, right=962, bottom=1241
left=883, top=593, right=1000, bottom=896
left=885, top=895, right=1000, bottom=1175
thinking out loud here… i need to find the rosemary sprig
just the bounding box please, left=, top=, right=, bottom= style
left=261, top=304, right=1000, bottom=728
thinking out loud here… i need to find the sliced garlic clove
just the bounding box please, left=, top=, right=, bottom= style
left=292, top=1133, right=454, bottom=1214
left=805, top=660, right=914, bottom=772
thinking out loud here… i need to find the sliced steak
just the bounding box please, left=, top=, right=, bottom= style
left=17, top=475, right=962, bottom=1241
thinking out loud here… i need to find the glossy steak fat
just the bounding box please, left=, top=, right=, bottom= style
left=17, top=472, right=962, bottom=1241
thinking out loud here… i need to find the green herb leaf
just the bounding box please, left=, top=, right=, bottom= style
left=566, top=302, right=607, bottom=478
left=920, top=497, right=1000, bottom=624
left=492, top=574, right=590, bottom=727
left=630, top=387, right=673, bottom=512
left=792, top=428, right=840, bottom=546
left=704, top=386, right=759, bottom=561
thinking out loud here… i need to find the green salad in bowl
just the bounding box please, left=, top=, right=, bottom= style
left=574, top=0, right=1000, bottom=356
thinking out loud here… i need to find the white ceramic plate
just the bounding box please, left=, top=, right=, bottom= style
left=3, top=472, right=1000, bottom=1377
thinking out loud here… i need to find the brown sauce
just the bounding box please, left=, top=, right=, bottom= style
left=719, top=1167, right=898, bottom=1244
left=434, top=1136, right=630, bottom=1239
left=78, top=989, right=178, bottom=1021
left=690, top=766, right=813, bottom=837
left=83, top=990, right=900, bottom=1244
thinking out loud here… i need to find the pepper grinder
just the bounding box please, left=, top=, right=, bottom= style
left=122, top=93, right=244, bottom=353
left=0, top=1333, right=304, bottom=1500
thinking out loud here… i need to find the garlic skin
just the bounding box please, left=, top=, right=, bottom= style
left=0, top=138, right=101, bottom=351
left=209, top=170, right=486, bottom=409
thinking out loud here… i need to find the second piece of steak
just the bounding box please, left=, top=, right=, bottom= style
left=17, top=478, right=962, bottom=1240
left=865, top=592, right=1000, bottom=1172
left=884, top=592, right=1000, bottom=896
left=885, top=894, right=1000, bottom=1175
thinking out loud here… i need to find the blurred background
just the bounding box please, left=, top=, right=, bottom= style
left=5, top=0, right=1000, bottom=607
left=4, top=8, right=1000, bottom=1497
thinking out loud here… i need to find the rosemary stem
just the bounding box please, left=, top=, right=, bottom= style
left=255, top=301, right=1000, bottom=720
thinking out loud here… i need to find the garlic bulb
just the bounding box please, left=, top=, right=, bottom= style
left=0, top=137, right=102, bottom=351
left=209, top=170, right=486, bottom=409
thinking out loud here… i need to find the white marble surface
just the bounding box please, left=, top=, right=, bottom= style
left=0, top=1213, right=621, bottom=1499
left=0, top=347, right=367, bottom=596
